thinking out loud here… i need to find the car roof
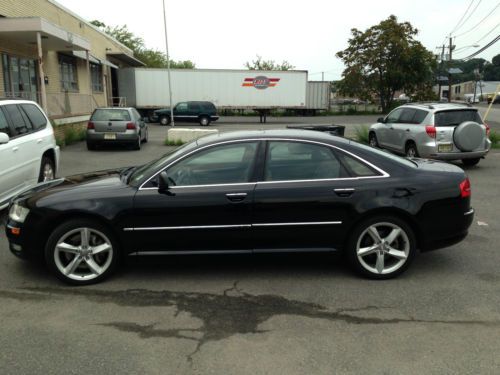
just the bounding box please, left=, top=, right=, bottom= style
left=94, top=107, right=134, bottom=110
left=0, top=98, right=40, bottom=106
left=400, top=102, right=477, bottom=111
left=195, top=128, right=352, bottom=147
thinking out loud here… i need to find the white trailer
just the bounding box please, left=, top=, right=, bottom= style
left=304, top=81, right=330, bottom=114
left=118, top=68, right=308, bottom=118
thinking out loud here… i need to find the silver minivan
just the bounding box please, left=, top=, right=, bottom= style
left=369, top=103, right=491, bottom=166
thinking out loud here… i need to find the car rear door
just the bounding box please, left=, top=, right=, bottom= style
left=252, top=140, right=376, bottom=251
left=131, top=141, right=261, bottom=253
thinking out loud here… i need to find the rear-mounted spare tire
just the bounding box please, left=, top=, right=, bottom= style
left=453, top=121, right=485, bottom=152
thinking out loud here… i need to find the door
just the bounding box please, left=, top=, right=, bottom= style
left=131, top=141, right=260, bottom=252
left=0, top=108, right=19, bottom=204
left=391, top=108, right=416, bottom=153
left=173, top=102, right=189, bottom=122
left=187, top=102, right=201, bottom=123
left=252, top=141, right=367, bottom=251
left=381, top=108, right=403, bottom=150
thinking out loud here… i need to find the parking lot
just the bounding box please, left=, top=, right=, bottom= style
left=1, top=115, right=500, bottom=374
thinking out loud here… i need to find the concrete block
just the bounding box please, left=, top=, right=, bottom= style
left=167, top=128, right=219, bottom=143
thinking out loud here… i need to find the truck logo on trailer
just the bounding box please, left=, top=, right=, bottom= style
left=242, top=76, right=280, bottom=89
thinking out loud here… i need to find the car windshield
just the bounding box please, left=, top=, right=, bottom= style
left=128, top=140, right=198, bottom=186
left=434, top=110, right=482, bottom=126
left=91, top=109, right=131, bottom=121
left=349, top=141, right=417, bottom=168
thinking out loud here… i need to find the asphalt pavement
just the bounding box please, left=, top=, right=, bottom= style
left=1, top=115, right=500, bottom=374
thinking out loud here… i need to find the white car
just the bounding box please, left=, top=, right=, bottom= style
left=0, top=99, right=60, bottom=210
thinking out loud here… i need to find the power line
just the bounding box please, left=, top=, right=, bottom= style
left=454, top=23, right=500, bottom=56
left=452, top=0, right=483, bottom=35
left=461, top=34, right=500, bottom=60
left=448, top=0, right=475, bottom=36
left=454, top=2, right=500, bottom=38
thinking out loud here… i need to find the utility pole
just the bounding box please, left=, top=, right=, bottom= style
left=162, top=0, right=175, bottom=127
left=448, top=37, right=453, bottom=103
left=438, top=44, right=445, bottom=100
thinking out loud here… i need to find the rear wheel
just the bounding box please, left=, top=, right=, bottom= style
left=462, top=158, right=480, bottom=167
left=45, top=219, right=119, bottom=285
left=405, top=142, right=419, bottom=158
left=142, top=128, right=149, bottom=143
left=369, top=132, right=379, bottom=148
left=133, top=134, right=141, bottom=150
left=160, top=116, right=171, bottom=126
left=199, top=116, right=210, bottom=126
left=346, top=215, right=416, bottom=279
left=38, top=156, right=55, bottom=182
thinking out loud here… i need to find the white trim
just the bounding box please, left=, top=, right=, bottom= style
left=253, top=221, right=342, bottom=227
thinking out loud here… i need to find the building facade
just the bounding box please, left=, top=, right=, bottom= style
left=0, top=0, right=143, bottom=124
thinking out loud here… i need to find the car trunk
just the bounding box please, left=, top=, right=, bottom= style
left=90, top=109, right=131, bottom=133
left=93, top=120, right=129, bottom=133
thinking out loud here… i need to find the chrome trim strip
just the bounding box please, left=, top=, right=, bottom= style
left=140, top=182, right=255, bottom=191
left=138, top=138, right=390, bottom=191
left=333, top=188, right=355, bottom=192
left=253, top=221, right=342, bottom=227
left=130, top=250, right=252, bottom=256
left=464, top=208, right=474, bottom=216
left=124, top=221, right=342, bottom=231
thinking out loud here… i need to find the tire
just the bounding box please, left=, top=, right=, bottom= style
left=369, top=132, right=379, bottom=148
left=346, top=215, right=417, bottom=279
left=38, top=156, right=55, bottom=183
left=86, top=141, right=96, bottom=151
left=199, top=116, right=210, bottom=126
left=462, top=158, right=480, bottom=167
left=159, top=115, right=171, bottom=126
left=133, top=135, right=141, bottom=150
left=405, top=142, right=419, bottom=158
left=142, top=128, right=149, bottom=143
left=45, top=219, right=120, bottom=285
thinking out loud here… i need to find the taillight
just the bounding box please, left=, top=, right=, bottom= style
left=459, top=177, right=471, bottom=198
left=484, top=122, right=490, bottom=137
left=425, top=125, right=436, bottom=138
left=126, top=122, right=136, bottom=130
left=87, top=121, right=94, bottom=129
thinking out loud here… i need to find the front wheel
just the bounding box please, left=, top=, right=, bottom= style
left=346, top=215, right=416, bottom=279
left=45, top=219, right=119, bottom=285
left=462, top=158, right=480, bottom=167
left=405, top=142, right=419, bottom=158
left=38, top=156, right=55, bottom=182
left=159, top=116, right=171, bottom=126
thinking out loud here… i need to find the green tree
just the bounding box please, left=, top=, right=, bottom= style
left=90, top=20, right=195, bottom=69
left=483, top=54, right=500, bottom=81
left=336, top=15, right=436, bottom=112
left=244, top=55, right=295, bottom=70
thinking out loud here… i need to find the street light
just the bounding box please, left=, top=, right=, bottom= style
left=162, top=0, right=175, bottom=127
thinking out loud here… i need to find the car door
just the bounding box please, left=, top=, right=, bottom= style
left=252, top=140, right=373, bottom=251
left=0, top=108, right=19, bottom=205
left=380, top=108, right=403, bottom=150
left=391, top=108, right=417, bottom=153
left=131, top=141, right=261, bottom=253
left=173, top=102, right=189, bottom=122
left=2, top=104, right=37, bottom=187
left=187, top=102, right=201, bottom=122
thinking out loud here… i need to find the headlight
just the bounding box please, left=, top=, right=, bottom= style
left=9, top=203, right=30, bottom=223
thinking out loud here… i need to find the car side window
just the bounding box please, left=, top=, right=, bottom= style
left=165, top=142, right=258, bottom=186
left=336, top=152, right=380, bottom=177
left=188, top=103, right=201, bottom=112
left=265, top=141, right=346, bottom=181
left=412, top=109, right=428, bottom=124
left=0, top=109, right=11, bottom=136
left=398, top=109, right=416, bottom=123
left=20, top=104, right=47, bottom=131
left=4, top=104, right=32, bottom=136
left=176, top=103, right=188, bottom=111
left=386, top=108, right=403, bottom=123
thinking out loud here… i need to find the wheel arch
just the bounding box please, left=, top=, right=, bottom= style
left=41, top=148, right=56, bottom=172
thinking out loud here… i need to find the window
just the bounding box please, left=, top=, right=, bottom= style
left=166, top=142, right=258, bottom=186
left=337, top=152, right=379, bottom=177
left=434, top=110, right=482, bottom=126
left=386, top=108, right=403, bottom=123
left=59, top=54, right=79, bottom=91
left=4, top=104, right=32, bottom=136
left=188, top=102, right=201, bottom=112
left=265, top=141, right=345, bottom=181
left=20, top=104, right=47, bottom=130
left=412, top=109, right=428, bottom=124
left=91, top=109, right=131, bottom=121
left=175, top=103, right=188, bottom=112
left=90, top=63, right=102, bottom=92
left=0, top=109, right=11, bottom=136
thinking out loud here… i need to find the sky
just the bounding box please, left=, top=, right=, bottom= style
left=57, top=0, right=500, bottom=80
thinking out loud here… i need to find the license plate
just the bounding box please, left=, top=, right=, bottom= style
left=104, top=133, right=116, bottom=140
left=438, top=143, right=453, bottom=152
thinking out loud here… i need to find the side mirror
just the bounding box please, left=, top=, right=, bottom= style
left=377, top=117, right=385, bottom=123
left=0, top=132, right=9, bottom=144
left=158, top=171, right=170, bottom=194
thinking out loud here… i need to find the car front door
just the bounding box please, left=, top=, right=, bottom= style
left=252, top=140, right=372, bottom=251
left=131, top=141, right=261, bottom=253
left=173, top=102, right=189, bottom=122
left=391, top=108, right=417, bottom=153
left=381, top=108, right=403, bottom=150
left=0, top=108, right=19, bottom=205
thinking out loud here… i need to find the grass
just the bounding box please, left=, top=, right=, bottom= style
left=56, top=127, right=86, bottom=148
left=164, top=138, right=185, bottom=146
left=490, top=130, right=500, bottom=149
left=353, top=125, right=370, bottom=144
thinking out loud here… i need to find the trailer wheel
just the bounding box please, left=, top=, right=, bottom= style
left=159, top=116, right=171, bottom=126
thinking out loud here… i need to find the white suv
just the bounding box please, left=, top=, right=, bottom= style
left=0, top=99, right=60, bottom=209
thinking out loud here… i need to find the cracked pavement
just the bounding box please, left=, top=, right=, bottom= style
left=1, top=118, right=500, bottom=374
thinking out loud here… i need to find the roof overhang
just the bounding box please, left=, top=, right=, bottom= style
left=106, top=52, right=145, bottom=67
left=0, top=17, right=90, bottom=51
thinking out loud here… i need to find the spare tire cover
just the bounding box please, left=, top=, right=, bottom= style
left=453, top=121, right=484, bottom=152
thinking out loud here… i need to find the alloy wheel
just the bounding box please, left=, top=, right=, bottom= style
left=42, top=163, right=54, bottom=181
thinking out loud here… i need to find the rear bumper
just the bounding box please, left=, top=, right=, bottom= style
left=87, top=131, right=138, bottom=143
left=419, top=140, right=491, bottom=160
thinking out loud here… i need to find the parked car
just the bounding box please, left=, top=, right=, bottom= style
left=86, top=107, right=148, bottom=150
left=369, top=103, right=491, bottom=166
left=487, top=93, right=500, bottom=104
left=0, top=99, right=59, bottom=210
left=154, top=101, right=219, bottom=126
left=6, top=129, right=474, bottom=285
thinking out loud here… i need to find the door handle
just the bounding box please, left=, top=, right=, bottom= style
left=12, top=146, right=19, bottom=152
left=406, top=129, right=410, bottom=132
left=226, top=193, right=247, bottom=202
left=37, top=138, right=43, bottom=143
left=334, top=188, right=355, bottom=197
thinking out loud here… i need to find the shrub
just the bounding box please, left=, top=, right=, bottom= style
left=490, top=130, right=500, bottom=149
left=354, top=125, right=370, bottom=144
left=164, top=138, right=185, bottom=146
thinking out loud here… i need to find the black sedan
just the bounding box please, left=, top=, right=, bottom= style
left=6, top=129, right=474, bottom=284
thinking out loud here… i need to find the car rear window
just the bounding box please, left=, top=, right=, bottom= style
left=20, top=104, right=47, bottom=130
left=434, top=110, right=482, bottom=126
left=0, top=109, right=11, bottom=136
left=91, top=109, right=131, bottom=121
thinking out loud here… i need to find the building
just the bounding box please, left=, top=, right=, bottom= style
left=0, top=0, right=143, bottom=129
left=448, top=81, right=500, bottom=101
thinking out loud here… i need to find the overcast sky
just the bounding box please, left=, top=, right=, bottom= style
left=57, top=0, right=500, bottom=80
